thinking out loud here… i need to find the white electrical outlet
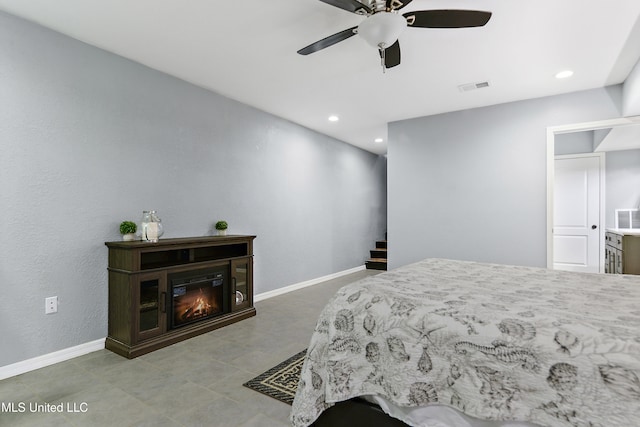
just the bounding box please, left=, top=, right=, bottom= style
left=45, top=296, right=58, bottom=314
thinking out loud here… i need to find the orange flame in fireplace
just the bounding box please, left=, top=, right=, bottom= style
left=179, top=288, right=219, bottom=321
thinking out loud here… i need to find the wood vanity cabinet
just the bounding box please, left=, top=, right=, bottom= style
left=605, top=231, right=640, bottom=275
left=105, top=235, right=256, bottom=358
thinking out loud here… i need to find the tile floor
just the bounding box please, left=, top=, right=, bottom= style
left=0, top=269, right=379, bottom=427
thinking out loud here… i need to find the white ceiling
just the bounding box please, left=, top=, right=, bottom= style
left=1, top=0, right=640, bottom=155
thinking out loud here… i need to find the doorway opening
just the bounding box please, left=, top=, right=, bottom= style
left=546, top=116, right=640, bottom=270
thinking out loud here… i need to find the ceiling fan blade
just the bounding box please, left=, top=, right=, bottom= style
left=403, top=10, right=492, bottom=28
left=318, top=0, right=371, bottom=15
left=386, top=0, right=413, bottom=11
left=297, top=26, right=358, bottom=55
left=379, top=40, right=401, bottom=68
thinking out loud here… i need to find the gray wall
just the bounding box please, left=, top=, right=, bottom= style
left=0, top=11, right=387, bottom=367
left=554, top=131, right=594, bottom=155
left=606, top=149, right=640, bottom=228
left=593, top=128, right=612, bottom=149
left=388, top=87, right=623, bottom=269
left=623, top=58, right=640, bottom=117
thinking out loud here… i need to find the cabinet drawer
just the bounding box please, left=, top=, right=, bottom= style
left=605, top=232, right=623, bottom=250
left=616, top=249, right=624, bottom=274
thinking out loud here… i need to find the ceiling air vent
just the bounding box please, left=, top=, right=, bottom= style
left=458, top=81, right=490, bottom=92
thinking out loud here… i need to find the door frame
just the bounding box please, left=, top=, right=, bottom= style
left=553, top=152, right=605, bottom=272
left=546, top=116, right=640, bottom=269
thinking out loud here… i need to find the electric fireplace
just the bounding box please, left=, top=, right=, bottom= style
left=106, top=236, right=256, bottom=358
left=169, top=267, right=229, bottom=329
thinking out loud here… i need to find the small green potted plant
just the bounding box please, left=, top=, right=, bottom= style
left=119, top=221, right=137, bottom=241
left=215, top=220, right=228, bottom=236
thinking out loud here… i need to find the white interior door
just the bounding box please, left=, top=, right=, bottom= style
left=553, top=155, right=602, bottom=273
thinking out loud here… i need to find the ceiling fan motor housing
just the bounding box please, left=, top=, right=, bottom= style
left=358, top=12, right=407, bottom=49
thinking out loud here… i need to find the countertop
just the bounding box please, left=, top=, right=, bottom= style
left=606, top=228, right=640, bottom=236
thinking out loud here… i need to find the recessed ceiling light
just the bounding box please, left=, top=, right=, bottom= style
left=374, top=138, right=383, bottom=143
left=555, top=70, right=574, bottom=79
left=328, top=115, right=339, bottom=122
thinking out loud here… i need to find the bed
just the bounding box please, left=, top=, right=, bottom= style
left=290, top=258, right=640, bottom=427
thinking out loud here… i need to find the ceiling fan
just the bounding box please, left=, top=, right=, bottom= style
left=297, top=0, right=492, bottom=71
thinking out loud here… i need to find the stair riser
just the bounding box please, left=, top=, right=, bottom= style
left=366, top=261, right=387, bottom=271
left=370, top=250, right=387, bottom=258
left=375, top=241, right=387, bottom=249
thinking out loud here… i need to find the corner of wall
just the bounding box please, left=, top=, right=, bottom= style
left=623, top=59, right=640, bottom=117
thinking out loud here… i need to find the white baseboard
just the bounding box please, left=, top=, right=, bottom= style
left=0, top=338, right=105, bottom=381
left=254, top=265, right=366, bottom=302
left=0, top=267, right=366, bottom=381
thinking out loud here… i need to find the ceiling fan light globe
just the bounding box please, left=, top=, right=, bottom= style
left=358, top=12, right=406, bottom=49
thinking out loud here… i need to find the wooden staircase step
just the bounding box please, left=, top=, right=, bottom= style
left=366, top=258, right=387, bottom=271
left=367, top=235, right=388, bottom=271
left=370, top=248, right=387, bottom=259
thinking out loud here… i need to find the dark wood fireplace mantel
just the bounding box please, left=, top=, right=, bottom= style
left=105, top=235, right=256, bottom=358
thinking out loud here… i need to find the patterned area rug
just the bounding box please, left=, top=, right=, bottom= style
left=243, top=349, right=307, bottom=405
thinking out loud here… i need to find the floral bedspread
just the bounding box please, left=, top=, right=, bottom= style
left=290, top=258, right=640, bottom=427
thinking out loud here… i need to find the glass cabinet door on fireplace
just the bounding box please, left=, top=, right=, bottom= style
left=231, top=258, right=252, bottom=311
left=136, top=272, right=167, bottom=341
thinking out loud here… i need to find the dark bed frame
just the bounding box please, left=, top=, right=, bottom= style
left=311, top=398, right=410, bottom=427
